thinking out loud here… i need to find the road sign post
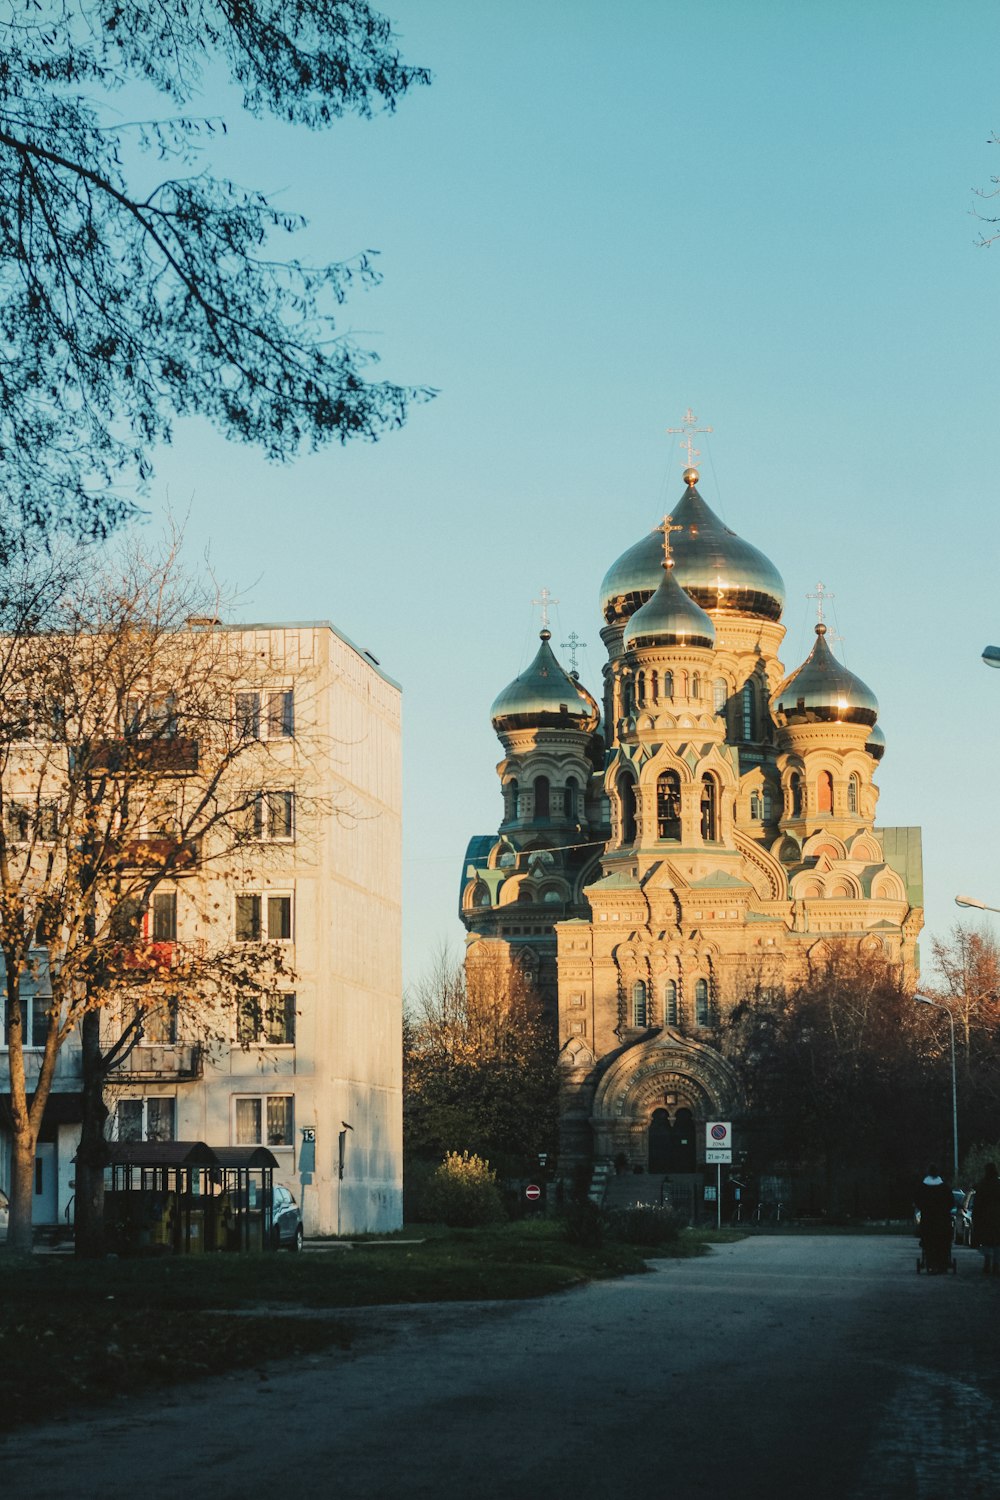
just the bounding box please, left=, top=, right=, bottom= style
left=706, top=1122, right=733, bottom=1229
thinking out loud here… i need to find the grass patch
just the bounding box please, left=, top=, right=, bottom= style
left=0, top=1220, right=676, bottom=1430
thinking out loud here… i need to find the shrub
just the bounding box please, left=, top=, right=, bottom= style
left=419, top=1151, right=507, bottom=1228
left=561, top=1198, right=604, bottom=1247
left=605, top=1204, right=686, bottom=1246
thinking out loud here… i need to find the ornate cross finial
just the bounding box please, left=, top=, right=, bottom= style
left=806, top=581, right=834, bottom=626
left=531, top=586, right=559, bottom=631
left=666, top=406, right=713, bottom=470
left=561, top=631, right=586, bottom=672
left=657, top=513, right=683, bottom=569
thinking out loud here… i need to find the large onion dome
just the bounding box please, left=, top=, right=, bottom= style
left=866, top=723, right=886, bottom=761
left=490, top=630, right=599, bottom=733
left=600, top=473, right=785, bottom=625
left=772, top=624, right=879, bottom=727
left=623, top=563, right=715, bottom=651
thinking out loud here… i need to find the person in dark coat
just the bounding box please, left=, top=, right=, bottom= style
left=972, top=1162, right=1000, bottom=1275
left=916, top=1166, right=953, bottom=1273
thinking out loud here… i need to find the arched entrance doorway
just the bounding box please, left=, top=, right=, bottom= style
left=648, top=1107, right=696, bottom=1173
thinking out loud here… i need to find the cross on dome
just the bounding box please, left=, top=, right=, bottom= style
left=666, top=406, right=713, bottom=475
left=531, top=586, right=559, bottom=631
left=806, top=581, right=834, bottom=626
left=561, top=630, right=586, bottom=672
left=657, top=513, right=683, bottom=570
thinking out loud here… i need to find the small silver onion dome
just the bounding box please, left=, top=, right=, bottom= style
left=600, top=476, right=785, bottom=625
left=490, top=631, right=599, bottom=733
left=866, top=723, right=886, bottom=761
left=772, top=625, right=879, bottom=728
left=623, top=564, right=715, bottom=651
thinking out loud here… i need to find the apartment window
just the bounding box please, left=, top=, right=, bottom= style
left=250, top=791, right=294, bottom=841
left=141, top=998, right=178, bottom=1045
left=151, top=890, right=177, bottom=942
left=234, top=1094, right=293, bottom=1147
left=2, top=993, right=53, bottom=1049
left=234, top=689, right=294, bottom=742
left=237, top=992, right=296, bottom=1046
left=116, top=1096, right=175, bottom=1142
left=235, top=893, right=293, bottom=942
left=4, top=801, right=59, bottom=843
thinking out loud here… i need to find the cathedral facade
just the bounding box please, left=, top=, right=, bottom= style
left=460, top=456, right=922, bottom=1180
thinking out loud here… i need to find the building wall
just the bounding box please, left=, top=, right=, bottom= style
left=0, top=621, right=402, bottom=1237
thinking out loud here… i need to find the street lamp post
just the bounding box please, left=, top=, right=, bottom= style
left=914, top=993, right=958, bottom=1182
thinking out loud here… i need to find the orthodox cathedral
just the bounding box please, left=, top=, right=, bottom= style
left=460, top=426, right=922, bottom=1180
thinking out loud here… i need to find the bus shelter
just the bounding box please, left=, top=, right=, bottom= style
left=101, top=1140, right=279, bottom=1254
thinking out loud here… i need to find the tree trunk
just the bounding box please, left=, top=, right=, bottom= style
left=6, top=1129, right=37, bottom=1255
left=73, top=1008, right=110, bottom=1258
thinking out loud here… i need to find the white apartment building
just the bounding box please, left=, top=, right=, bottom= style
left=0, top=620, right=403, bottom=1238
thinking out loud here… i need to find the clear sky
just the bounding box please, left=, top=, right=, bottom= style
left=144, top=0, right=1000, bottom=986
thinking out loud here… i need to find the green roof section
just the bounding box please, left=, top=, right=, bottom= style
left=876, top=826, right=924, bottom=908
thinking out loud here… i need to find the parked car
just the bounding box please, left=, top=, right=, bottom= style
left=272, top=1184, right=304, bottom=1251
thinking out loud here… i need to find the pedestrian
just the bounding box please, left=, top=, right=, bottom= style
left=916, top=1165, right=953, bottom=1274
left=972, top=1162, right=1000, bottom=1276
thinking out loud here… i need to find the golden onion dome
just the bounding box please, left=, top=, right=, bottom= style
left=866, top=723, right=886, bottom=761
left=772, top=625, right=879, bottom=728
left=623, top=563, right=715, bottom=652
left=600, top=480, right=785, bottom=625
left=490, top=631, right=599, bottom=733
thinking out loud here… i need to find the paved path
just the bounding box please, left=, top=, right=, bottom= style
left=2, top=1235, right=997, bottom=1499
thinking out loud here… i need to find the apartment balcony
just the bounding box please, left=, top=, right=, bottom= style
left=87, top=738, right=199, bottom=775
left=108, top=1042, right=203, bottom=1082
left=118, top=836, right=200, bottom=871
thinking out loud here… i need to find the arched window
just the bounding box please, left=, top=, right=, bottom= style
left=664, top=979, right=678, bottom=1026
left=618, top=773, right=637, bottom=844
left=564, top=778, right=578, bottom=820
left=848, top=774, right=859, bottom=814
left=741, top=682, right=755, bottom=741
left=713, top=678, right=727, bottom=713
left=695, top=979, right=710, bottom=1026
left=505, top=779, right=519, bottom=822
left=663, top=670, right=674, bottom=699
left=691, top=672, right=701, bottom=698
left=533, top=776, right=550, bottom=821
left=790, top=772, right=803, bottom=817
left=761, top=785, right=774, bottom=822
left=677, top=670, right=688, bottom=696
left=750, top=789, right=762, bottom=820
left=657, top=770, right=681, bottom=840
left=650, top=670, right=658, bottom=702
left=621, top=675, right=632, bottom=716
left=700, top=774, right=718, bottom=841
left=636, top=671, right=645, bottom=707
left=817, top=770, right=833, bottom=814
left=632, top=980, right=648, bottom=1028
left=472, top=883, right=490, bottom=908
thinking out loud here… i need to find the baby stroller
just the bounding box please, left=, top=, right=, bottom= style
left=916, top=1220, right=956, bottom=1274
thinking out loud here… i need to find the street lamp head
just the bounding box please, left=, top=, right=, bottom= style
left=914, top=993, right=939, bottom=1008
left=955, top=894, right=988, bottom=910
left=982, top=645, right=1000, bottom=669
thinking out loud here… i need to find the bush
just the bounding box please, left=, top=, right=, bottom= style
left=561, top=1198, right=605, bottom=1247
left=419, top=1151, right=507, bottom=1228
left=605, top=1204, right=686, bottom=1246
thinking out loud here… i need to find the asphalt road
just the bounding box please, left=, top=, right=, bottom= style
left=2, top=1235, right=998, bottom=1500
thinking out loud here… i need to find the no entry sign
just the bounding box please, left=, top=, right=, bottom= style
left=525, top=1184, right=541, bottom=1201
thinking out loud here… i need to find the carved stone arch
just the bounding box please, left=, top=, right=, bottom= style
left=489, top=838, right=517, bottom=870
left=591, top=1035, right=743, bottom=1129
left=572, top=854, right=603, bottom=903
left=859, top=934, right=885, bottom=957
left=848, top=833, right=881, bottom=863
left=558, top=1036, right=597, bottom=1070
left=808, top=939, right=832, bottom=965
left=497, top=875, right=533, bottom=906
left=802, top=831, right=847, bottom=861
left=677, top=714, right=698, bottom=729
left=463, top=880, right=492, bottom=910
left=511, top=944, right=540, bottom=979
left=771, top=833, right=801, bottom=864
left=734, top=830, right=787, bottom=900
left=827, top=877, right=860, bottom=900
left=871, top=868, right=906, bottom=901
left=791, top=874, right=824, bottom=900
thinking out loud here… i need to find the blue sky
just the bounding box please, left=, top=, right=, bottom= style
left=145, top=0, right=1000, bottom=983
